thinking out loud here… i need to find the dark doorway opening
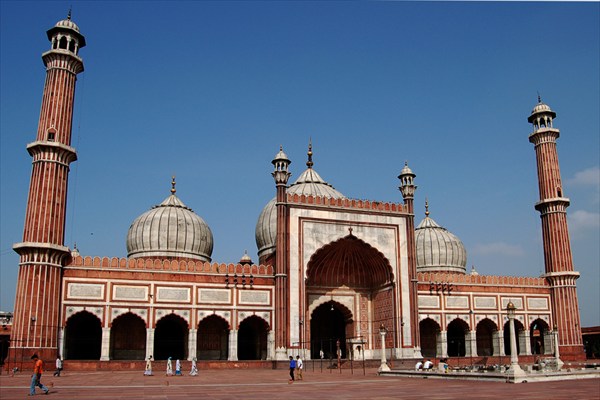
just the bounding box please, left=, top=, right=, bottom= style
left=154, top=314, right=188, bottom=360
left=197, top=315, right=229, bottom=360
left=237, top=316, right=268, bottom=360
left=419, top=318, right=440, bottom=358
left=476, top=319, right=496, bottom=356
left=110, top=312, right=146, bottom=360
left=447, top=319, right=468, bottom=357
left=530, top=319, right=549, bottom=355
left=310, top=301, right=349, bottom=360
left=65, top=311, right=102, bottom=360
left=504, top=320, right=524, bottom=356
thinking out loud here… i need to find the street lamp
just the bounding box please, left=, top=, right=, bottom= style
left=505, top=302, right=526, bottom=382
left=553, top=324, right=564, bottom=369
left=378, top=324, right=390, bottom=372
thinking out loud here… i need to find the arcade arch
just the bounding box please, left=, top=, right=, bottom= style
left=503, top=319, right=525, bottom=355
left=154, top=314, right=188, bottom=360
left=64, top=311, right=102, bottom=360
left=530, top=318, right=550, bottom=355
left=237, top=315, right=269, bottom=360
left=447, top=318, right=469, bottom=357
left=419, top=318, right=440, bottom=358
left=197, top=315, right=229, bottom=360
left=475, top=318, right=497, bottom=357
left=110, top=312, right=146, bottom=360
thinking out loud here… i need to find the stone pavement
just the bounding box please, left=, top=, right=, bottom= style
left=0, top=367, right=598, bottom=399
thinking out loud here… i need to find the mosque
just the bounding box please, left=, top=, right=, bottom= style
left=7, top=15, right=586, bottom=368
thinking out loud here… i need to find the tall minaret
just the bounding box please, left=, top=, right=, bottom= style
left=272, top=146, right=291, bottom=359
left=12, top=13, right=85, bottom=361
left=528, top=98, right=584, bottom=361
left=398, top=162, right=420, bottom=356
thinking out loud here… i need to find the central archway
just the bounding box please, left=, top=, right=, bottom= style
left=65, top=311, right=102, bottom=360
left=310, top=301, right=353, bottom=360
left=237, top=316, right=268, bottom=360
left=110, top=312, right=146, bottom=360
left=154, top=314, right=188, bottom=360
left=306, top=234, right=395, bottom=358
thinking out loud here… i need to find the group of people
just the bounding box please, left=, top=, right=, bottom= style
left=288, top=355, right=304, bottom=383
left=415, top=359, right=434, bottom=371
left=415, top=358, right=452, bottom=373
left=143, top=356, right=198, bottom=376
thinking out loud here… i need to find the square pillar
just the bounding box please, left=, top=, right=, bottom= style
left=466, top=330, right=477, bottom=357
left=519, top=329, right=531, bottom=355
left=493, top=330, right=505, bottom=356
left=228, top=329, right=238, bottom=361
left=145, top=328, right=155, bottom=360
left=438, top=331, right=448, bottom=358
left=188, top=328, right=197, bottom=361
left=100, top=327, right=110, bottom=361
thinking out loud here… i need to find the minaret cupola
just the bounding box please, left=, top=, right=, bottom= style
left=46, top=10, right=86, bottom=56
left=527, top=95, right=556, bottom=131
left=272, top=146, right=291, bottom=186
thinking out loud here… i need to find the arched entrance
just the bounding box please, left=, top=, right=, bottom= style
left=447, top=319, right=468, bottom=357
left=110, top=312, right=146, bottom=360
left=419, top=318, right=440, bottom=358
left=237, top=316, right=268, bottom=360
left=310, top=301, right=352, bottom=360
left=197, top=315, right=229, bottom=360
left=154, top=314, right=188, bottom=360
left=305, top=234, right=395, bottom=359
left=504, top=319, right=524, bottom=355
left=476, top=319, right=496, bottom=356
left=530, top=319, right=549, bottom=355
left=65, top=311, right=102, bottom=360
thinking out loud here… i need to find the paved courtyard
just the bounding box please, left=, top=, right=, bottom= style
left=1, top=367, right=598, bottom=399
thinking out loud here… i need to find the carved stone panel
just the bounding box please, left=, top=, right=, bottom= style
left=156, top=287, right=190, bottom=303
left=198, top=289, right=230, bottom=304
left=418, top=295, right=440, bottom=308
left=67, top=283, right=104, bottom=300
left=113, top=285, right=147, bottom=301
left=527, top=297, right=549, bottom=310
left=474, top=297, right=497, bottom=309
left=239, top=290, right=270, bottom=305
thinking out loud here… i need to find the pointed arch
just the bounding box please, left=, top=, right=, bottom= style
left=110, top=312, right=146, bottom=360
left=447, top=318, right=469, bottom=357
left=154, top=313, right=188, bottom=360
left=65, top=311, right=102, bottom=360
left=476, top=318, right=497, bottom=357
left=197, top=314, right=229, bottom=360
left=238, top=315, right=269, bottom=360
left=309, top=301, right=354, bottom=360
left=419, top=318, right=441, bottom=358
left=306, top=235, right=394, bottom=289
left=530, top=318, right=550, bottom=355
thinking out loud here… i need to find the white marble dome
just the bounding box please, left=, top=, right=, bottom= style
left=415, top=205, right=467, bottom=274
left=126, top=188, right=213, bottom=261
left=255, top=153, right=344, bottom=259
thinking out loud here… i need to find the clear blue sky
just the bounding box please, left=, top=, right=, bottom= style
left=1, top=1, right=599, bottom=326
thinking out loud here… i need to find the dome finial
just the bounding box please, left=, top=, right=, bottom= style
left=171, top=176, right=176, bottom=194
left=307, top=138, right=314, bottom=169
left=425, top=198, right=430, bottom=217
left=67, top=7, right=72, bottom=20
left=537, top=91, right=542, bottom=104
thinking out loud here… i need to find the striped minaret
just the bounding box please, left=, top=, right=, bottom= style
left=528, top=98, right=585, bottom=361
left=12, top=13, right=85, bottom=362
left=272, top=146, right=291, bottom=359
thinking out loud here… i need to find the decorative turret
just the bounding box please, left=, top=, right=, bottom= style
left=398, top=161, right=417, bottom=213
left=272, top=146, right=291, bottom=186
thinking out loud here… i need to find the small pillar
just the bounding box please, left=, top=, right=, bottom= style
left=188, top=328, right=197, bottom=361
left=378, top=325, right=390, bottom=372
left=100, top=327, right=110, bottom=361
left=228, top=329, right=238, bottom=361
left=439, top=330, right=448, bottom=358
left=145, top=328, right=155, bottom=360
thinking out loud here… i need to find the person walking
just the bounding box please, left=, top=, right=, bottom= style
left=175, top=359, right=182, bottom=376
left=166, top=357, right=173, bottom=376
left=53, top=356, right=63, bottom=377
left=144, top=355, right=153, bottom=376
left=296, top=355, right=303, bottom=381
left=29, top=354, right=49, bottom=396
left=189, top=358, right=198, bottom=376
left=288, top=356, right=296, bottom=383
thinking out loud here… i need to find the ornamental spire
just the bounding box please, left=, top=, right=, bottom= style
left=171, top=176, right=176, bottom=194
left=425, top=198, right=430, bottom=217
left=307, top=138, right=314, bottom=169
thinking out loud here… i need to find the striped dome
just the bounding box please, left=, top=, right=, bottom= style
left=126, top=192, right=213, bottom=261
left=415, top=209, right=467, bottom=274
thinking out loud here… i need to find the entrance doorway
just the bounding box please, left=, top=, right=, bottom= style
left=237, top=316, right=268, bottom=360
left=65, top=311, right=102, bottom=360
left=154, top=314, right=188, bottom=360
left=310, top=301, right=350, bottom=360
left=197, top=315, right=229, bottom=360
left=110, top=312, right=146, bottom=360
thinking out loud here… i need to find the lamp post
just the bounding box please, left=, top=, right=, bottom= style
left=378, top=324, right=390, bottom=372
left=505, top=302, right=526, bottom=382
left=553, top=324, right=564, bottom=369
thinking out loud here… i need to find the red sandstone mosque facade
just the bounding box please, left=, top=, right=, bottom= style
left=8, top=16, right=585, bottom=367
